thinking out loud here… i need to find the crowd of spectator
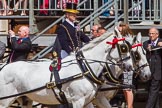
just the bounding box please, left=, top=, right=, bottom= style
left=0, top=0, right=159, bottom=17
left=0, top=0, right=27, bottom=16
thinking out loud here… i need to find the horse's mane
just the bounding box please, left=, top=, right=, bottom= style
left=82, top=31, right=114, bottom=51
left=25, top=58, right=52, bottom=64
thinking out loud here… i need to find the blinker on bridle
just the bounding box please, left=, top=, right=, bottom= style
left=131, top=43, right=143, bottom=62
left=106, top=37, right=129, bottom=55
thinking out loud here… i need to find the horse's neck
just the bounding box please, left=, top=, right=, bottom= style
left=83, top=45, right=107, bottom=77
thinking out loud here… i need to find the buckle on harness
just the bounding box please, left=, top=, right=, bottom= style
left=46, top=82, right=56, bottom=89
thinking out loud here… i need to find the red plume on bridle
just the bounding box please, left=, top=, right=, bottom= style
left=132, top=43, right=142, bottom=48
left=106, top=37, right=125, bottom=48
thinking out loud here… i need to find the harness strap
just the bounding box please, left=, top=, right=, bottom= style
left=134, top=63, right=149, bottom=78
left=0, top=63, right=7, bottom=71
left=99, top=82, right=134, bottom=91
left=49, top=72, right=64, bottom=104
left=103, top=63, right=121, bottom=83
left=50, top=57, right=69, bottom=105
left=76, top=51, right=104, bottom=85
left=0, top=86, right=46, bottom=100
left=0, top=72, right=86, bottom=101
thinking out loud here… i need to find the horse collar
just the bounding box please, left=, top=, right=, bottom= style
left=76, top=51, right=104, bottom=85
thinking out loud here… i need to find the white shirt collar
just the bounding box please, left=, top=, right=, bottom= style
left=65, top=18, right=75, bottom=27
left=152, top=38, right=159, bottom=45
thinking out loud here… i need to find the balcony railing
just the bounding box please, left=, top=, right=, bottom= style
left=0, top=0, right=161, bottom=33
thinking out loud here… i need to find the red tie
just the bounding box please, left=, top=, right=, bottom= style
left=17, top=38, right=21, bottom=44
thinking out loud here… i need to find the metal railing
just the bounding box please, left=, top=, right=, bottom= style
left=0, top=0, right=161, bottom=31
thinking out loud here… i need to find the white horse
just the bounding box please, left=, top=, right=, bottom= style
left=93, top=32, right=151, bottom=108
left=0, top=31, right=134, bottom=108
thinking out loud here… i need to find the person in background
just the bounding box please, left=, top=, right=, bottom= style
left=0, top=0, right=7, bottom=15
left=6, top=0, right=28, bottom=16
left=0, top=0, right=13, bottom=15
left=39, top=0, right=49, bottom=16
left=97, top=26, right=106, bottom=36
left=145, top=0, right=154, bottom=16
left=7, top=26, right=31, bottom=63
left=79, top=0, right=91, bottom=15
left=143, top=27, right=162, bottom=108
left=50, top=0, right=56, bottom=15
left=117, top=22, right=134, bottom=108
left=132, top=0, right=141, bottom=17
left=57, top=0, right=66, bottom=9
left=14, top=0, right=28, bottom=16
left=56, top=1, right=90, bottom=59
left=90, top=24, right=101, bottom=40
left=102, top=0, right=109, bottom=16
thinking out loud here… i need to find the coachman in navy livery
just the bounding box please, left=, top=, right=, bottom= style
left=56, top=1, right=90, bottom=59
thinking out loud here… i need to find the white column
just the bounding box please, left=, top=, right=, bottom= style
left=0, top=20, right=8, bottom=34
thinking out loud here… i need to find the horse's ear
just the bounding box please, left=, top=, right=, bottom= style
left=114, top=21, right=123, bottom=38
left=136, top=32, right=142, bottom=42
left=114, top=26, right=122, bottom=38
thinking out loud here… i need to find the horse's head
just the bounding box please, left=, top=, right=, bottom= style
left=81, top=31, right=134, bottom=78
left=106, top=35, right=133, bottom=72
left=130, top=32, right=151, bottom=81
